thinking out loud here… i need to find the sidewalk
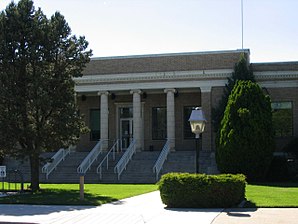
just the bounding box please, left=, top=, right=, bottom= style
left=0, top=191, right=221, bottom=224
left=0, top=191, right=297, bottom=224
left=212, top=208, right=298, bottom=224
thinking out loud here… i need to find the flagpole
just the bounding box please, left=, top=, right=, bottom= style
left=241, top=0, right=244, bottom=49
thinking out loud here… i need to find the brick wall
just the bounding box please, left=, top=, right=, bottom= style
left=83, top=50, right=249, bottom=75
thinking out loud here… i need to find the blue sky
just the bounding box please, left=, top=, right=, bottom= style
left=1, top=0, right=298, bottom=62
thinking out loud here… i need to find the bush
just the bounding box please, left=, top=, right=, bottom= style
left=158, top=173, right=246, bottom=208
left=266, top=156, right=291, bottom=181
left=283, top=137, right=298, bottom=158
left=266, top=154, right=298, bottom=181
left=216, top=81, right=274, bottom=181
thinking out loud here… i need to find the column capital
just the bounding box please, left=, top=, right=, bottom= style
left=130, top=89, right=142, bottom=95
left=97, top=91, right=110, bottom=96
left=164, top=88, right=177, bottom=94
left=200, top=86, right=212, bottom=93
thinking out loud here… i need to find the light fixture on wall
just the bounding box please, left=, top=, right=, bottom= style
left=111, top=93, right=116, bottom=100
left=142, top=92, right=147, bottom=99
left=81, top=95, right=87, bottom=101
left=174, top=90, right=179, bottom=98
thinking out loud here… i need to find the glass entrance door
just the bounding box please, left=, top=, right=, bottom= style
left=120, top=118, right=133, bottom=150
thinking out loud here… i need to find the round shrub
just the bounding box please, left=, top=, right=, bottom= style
left=158, top=173, right=246, bottom=208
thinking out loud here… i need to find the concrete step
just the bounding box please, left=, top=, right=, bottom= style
left=4, top=150, right=219, bottom=184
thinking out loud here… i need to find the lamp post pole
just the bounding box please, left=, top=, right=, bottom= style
left=196, top=137, right=199, bottom=173
left=189, top=107, right=206, bottom=174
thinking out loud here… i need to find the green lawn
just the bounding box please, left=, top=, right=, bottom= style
left=1, top=182, right=298, bottom=207
left=246, top=182, right=298, bottom=207
left=0, top=183, right=158, bottom=206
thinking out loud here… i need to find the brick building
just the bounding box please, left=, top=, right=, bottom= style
left=74, top=49, right=298, bottom=154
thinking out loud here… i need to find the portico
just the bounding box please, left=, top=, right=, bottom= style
left=74, top=50, right=249, bottom=153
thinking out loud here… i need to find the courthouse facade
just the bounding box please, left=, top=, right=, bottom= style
left=74, top=49, right=298, bottom=154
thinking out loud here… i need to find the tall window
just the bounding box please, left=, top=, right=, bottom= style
left=152, top=107, right=167, bottom=140
left=272, top=102, right=293, bottom=137
left=90, top=109, right=100, bottom=141
left=184, top=106, right=196, bottom=139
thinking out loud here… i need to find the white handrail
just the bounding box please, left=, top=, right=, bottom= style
left=77, top=140, right=104, bottom=174
left=42, top=146, right=73, bottom=179
left=153, top=139, right=171, bottom=181
left=114, top=139, right=136, bottom=180
left=97, top=139, right=121, bottom=179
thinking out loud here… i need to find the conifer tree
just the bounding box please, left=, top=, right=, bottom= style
left=212, top=54, right=255, bottom=132
left=216, top=80, right=274, bottom=180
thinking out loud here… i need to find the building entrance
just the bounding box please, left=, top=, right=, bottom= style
left=118, top=106, right=133, bottom=150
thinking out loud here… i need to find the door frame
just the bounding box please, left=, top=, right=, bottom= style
left=119, top=118, right=133, bottom=150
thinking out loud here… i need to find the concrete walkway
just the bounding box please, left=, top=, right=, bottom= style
left=0, top=191, right=297, bottom=224
left=0, top=191, right=221, bottom=224
left=212, top=208, right=298, bottom=224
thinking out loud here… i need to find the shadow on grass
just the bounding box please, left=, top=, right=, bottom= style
left=249, top=182, right=298, bottom=188
left=0, top=188, right=118, bottom=206
left=243, top=200, right=257, bottom=208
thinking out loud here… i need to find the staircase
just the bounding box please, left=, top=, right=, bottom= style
left=199, top=151, right=219, bottom=174
left=161, top=150, right=219, bottom=176
left=161, top=151, right=196, bottom=174
left=43, top=152, right=89, bottom=183
left=119, top=151, right=160, bottom=183
left=3, top=150, right=218, bottom=184
left=3, top=152, right=56, bottom=183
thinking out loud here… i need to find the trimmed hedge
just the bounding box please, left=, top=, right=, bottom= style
left=158, top=173, right=246, bottom=208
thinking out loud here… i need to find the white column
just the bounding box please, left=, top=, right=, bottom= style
left=98, top=91, right=109, bottom=150
left=200, top=86, right=212, bottom=151
left=130, top=89, right=142, bottom=151
left=164, top=88, right=176, bottom=151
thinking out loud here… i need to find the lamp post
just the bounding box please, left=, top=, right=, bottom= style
left=189, top=107, right=207, bottom=173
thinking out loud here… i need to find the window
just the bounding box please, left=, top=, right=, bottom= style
left=184, top=106, right=196, bottom=139
left=119, top=107, right=133, bottom=118
left=90, top=109, right=100, bottom=141
left=272, top=102, right=293, bottom=137
left=152, top=107, right=167, bottom=140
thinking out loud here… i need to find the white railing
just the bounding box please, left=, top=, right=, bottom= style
left=114, top=139, right=136, bottom=180
left=97, top=139, right=121, bottom=179
left=77, top=140, right=104, bottom=174
left=42, top=146, right=73, bottom=179
left=153, top=139, right=171, bottom=181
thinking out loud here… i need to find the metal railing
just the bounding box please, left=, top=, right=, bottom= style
left=153, top=139, right=171, bottom=181
left=97, top=139, right=121, bottom=179
left=42, top=146, right=72, bottom=179
left=77, top=140, right=104, bottom=174
left=114, top=139, right=136, bottom=180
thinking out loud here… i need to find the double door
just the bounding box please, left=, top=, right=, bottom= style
left=120, top=118, right=133, bottom=150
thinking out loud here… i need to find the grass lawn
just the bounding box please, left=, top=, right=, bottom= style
left=0, top=183, right=158, bottom=206
left=246, top=182, right=298, bottom=208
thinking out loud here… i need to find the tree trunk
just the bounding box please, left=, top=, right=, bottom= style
left=30, top=153, right=40, bottom=192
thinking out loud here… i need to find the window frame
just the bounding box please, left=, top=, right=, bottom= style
left=152, top=107, right=167, bottom=140
left=89, top=108, right=100, bottom=141
left=271, top=101, right=293, bottom=138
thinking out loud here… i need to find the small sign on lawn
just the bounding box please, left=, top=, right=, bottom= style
left=0, top=166, right=6, bottom=178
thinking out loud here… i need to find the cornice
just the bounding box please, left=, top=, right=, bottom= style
left=255, top=71, right=298, bottom=80
left=74, top=69, right=233, bottom=85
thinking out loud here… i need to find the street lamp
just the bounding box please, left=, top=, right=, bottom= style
left=189, top=107, right=207, bottom=173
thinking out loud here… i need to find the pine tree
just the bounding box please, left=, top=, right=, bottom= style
left=212, top=54, right=255, bottom=132
left=216, top=80, right=274, bottom=181
left=0, top=0, right=92, bottom=191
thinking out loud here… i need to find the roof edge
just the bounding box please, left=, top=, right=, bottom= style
left=90, top=49, right=250, bottom=61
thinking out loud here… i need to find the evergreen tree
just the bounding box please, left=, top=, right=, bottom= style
left=216, top=80, right=274, bottom=181
left=212, top=54, right=255, bottom=132
left=0, top=0, right=92, bottom=191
